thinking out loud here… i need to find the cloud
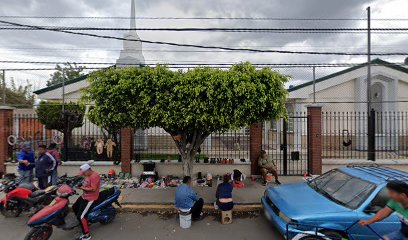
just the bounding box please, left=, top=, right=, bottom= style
left=0, top=0, right=407, bottom=90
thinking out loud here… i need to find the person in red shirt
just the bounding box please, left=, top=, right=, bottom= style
left=72, top=163, right=100, bottom=240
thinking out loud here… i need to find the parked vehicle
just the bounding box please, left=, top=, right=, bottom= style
left=0, top=180, right=57, bottom=217
left=25, top=184, right=121, bottom=240
left=289, top=221, right=385, bottom=240
left=262, top=166, right=406, bottom=239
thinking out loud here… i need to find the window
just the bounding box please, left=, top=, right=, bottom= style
left=365, top=188, right=389, bottom=213
left=309, top=170, right=376, bottom=209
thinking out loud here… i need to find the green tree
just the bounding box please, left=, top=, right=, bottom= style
left=83, top=63, right=288, bottom=176
left=36, top=101, right=85, bottom=146
left=0, top=76, right=35, bottom=107
left=47, top=63, right=85, bottom=87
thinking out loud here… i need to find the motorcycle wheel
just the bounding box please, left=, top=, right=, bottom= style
left=24, top=226, right=53, bottom=240
left=1, top=204, right=23, bottom=217
left=100, top=213, right=116, bottom=225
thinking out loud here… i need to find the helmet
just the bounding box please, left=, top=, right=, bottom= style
left=57, top=184, right=74, bottom=198
left=108, top=169, right=116, bottom=176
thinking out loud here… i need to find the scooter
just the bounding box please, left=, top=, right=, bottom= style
left=25, top=184, right=121, bottom=240
left=0, top=180, right=57, bottom=217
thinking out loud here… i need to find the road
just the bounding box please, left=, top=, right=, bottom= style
left=0, top=212, right=283, bottom=240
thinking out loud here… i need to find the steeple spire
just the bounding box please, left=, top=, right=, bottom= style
left=130, top=0, right=136, bottom=29
left=116, top=0, right=145, bottom=68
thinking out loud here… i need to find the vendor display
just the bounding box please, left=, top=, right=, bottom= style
left=99, top=172, right=182, bottom=190
left=95, top=138, right=105, bottom=155
left=104, top=139, right=116, bottom=158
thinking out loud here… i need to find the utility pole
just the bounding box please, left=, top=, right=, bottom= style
left=367, top=6, right=375, bottom=161
left=312, top=66, right=316, bottom=103
left=62, top=77, right=69, bottom=162
left=2, top=70, right=5, bottom=105
left=367, top=7, right=372, bottom=114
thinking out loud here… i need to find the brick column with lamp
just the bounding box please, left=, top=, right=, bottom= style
left=120, top=128, right=134, bottom=173
left=0, top=106, right=14, bottom=177
left=307, top=105, right=323, bottom=175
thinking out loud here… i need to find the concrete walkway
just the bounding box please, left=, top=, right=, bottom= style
left=120, top=176, right=304, bottom=205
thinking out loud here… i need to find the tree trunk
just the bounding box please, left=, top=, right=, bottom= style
left=170, top=131, right=209, bottom=177
left=182, top=154, right=192, bottom=177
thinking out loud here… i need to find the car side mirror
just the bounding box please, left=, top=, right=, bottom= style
left=364, top=205, right=382, bottom=214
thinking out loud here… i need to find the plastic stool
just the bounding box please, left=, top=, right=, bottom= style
left=221, top=210, right=232, bottom=224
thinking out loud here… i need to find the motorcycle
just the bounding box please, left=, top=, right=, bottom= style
left=0, top=180, right=57, bottom=217
left=25, top=184, right=121, bottom=240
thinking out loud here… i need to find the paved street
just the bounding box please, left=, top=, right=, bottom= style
left=0, top=212, right=283, bottom=240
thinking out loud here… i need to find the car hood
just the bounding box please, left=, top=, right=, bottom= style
left=265, top=182, right=351, bottom=219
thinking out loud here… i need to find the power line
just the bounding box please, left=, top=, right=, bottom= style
left=1, top=20, right=408, bottom=56
left=1, top=26, right=408, bottom=33
left=0, top=60, right=406, bottom=66
left=1, top=62, right=407, bottom=71
left=1, top=16, right=408, bottom=21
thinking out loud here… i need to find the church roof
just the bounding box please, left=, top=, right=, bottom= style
left=35, top=59, right=407, bottom=96
left=288, top=58, right=408, bottom=92
left=34, top=71, right=90, bottom=95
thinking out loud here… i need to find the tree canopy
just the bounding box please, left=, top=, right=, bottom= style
left=0, top=76, right=34, bottom=107
left=83, top=63, right=289, bottom=175
left=36, top=101, right=85, bottom=147
left=47, top=63, right=85, bottom=87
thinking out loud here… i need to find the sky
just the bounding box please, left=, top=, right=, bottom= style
left=0, top=0, right=407, bottom=91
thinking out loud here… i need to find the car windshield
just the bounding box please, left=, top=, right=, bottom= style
left=308, top=170, right=376, bottom=209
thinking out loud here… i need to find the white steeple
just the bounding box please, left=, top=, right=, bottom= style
left=116, top=0, right=145, bottom=68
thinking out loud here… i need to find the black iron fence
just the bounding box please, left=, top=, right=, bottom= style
left=322, top=111, right=408, bottom=159
left=11, top=111, right=249, bottom=163
left=133, top=127, right=250, bottom=162
left=9, top=112, right=121, bottom=162
left=262, top=112, right=309, bottom=175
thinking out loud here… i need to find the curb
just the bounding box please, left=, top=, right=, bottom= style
left=119, top=203, right=262, bottom=214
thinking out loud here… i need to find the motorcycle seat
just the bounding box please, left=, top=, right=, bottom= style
left=95, top=188, right=115, bottom=205
left=30, top=190, right=45, bottom=198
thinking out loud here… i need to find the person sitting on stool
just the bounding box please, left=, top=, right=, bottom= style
left=175, top=176, right=204, bottom=221
left=215, top=174, right=234, bottom=211
left=258, top=150, right=281, bottom=186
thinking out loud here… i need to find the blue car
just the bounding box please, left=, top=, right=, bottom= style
left=261, top=166, right=407, bottom=239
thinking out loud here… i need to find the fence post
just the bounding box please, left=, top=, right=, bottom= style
left=367, top=109, right=376, bottom=161
left=250, top=122, right=262, bottom=175
left=0, top=106, right=14, bottom=177
left=307, top=105, right=322, bottom=175
left=120, top=128, right=133, bottom=173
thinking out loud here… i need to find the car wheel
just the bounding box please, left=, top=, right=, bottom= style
left=321, top=230, right=346, bottom=240
left=299, top=237, right=325, bottom=240
left=292, top=234, right=326, bottom=240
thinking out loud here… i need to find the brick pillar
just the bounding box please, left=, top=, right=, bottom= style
left=0, top=106, right=14, bottom=177
left=307, top=105, right=323, bottom=175
left=250, top=122, right=263, bottom=175
left=120, top=128, right=134, bottom=173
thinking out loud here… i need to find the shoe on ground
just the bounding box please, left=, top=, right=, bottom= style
left=275, top=180, right=281, bottom=185
left=192, top=213, right=205, bottom=221
left=76, top=234, right=91, bottom=240
left=214, top=202, right=219, bottom=210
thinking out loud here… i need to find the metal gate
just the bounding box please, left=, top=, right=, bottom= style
left=262, top=114, right=309, bottom=176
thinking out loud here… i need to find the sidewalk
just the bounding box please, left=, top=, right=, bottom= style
left=120, top=176, right=304, bottom=205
